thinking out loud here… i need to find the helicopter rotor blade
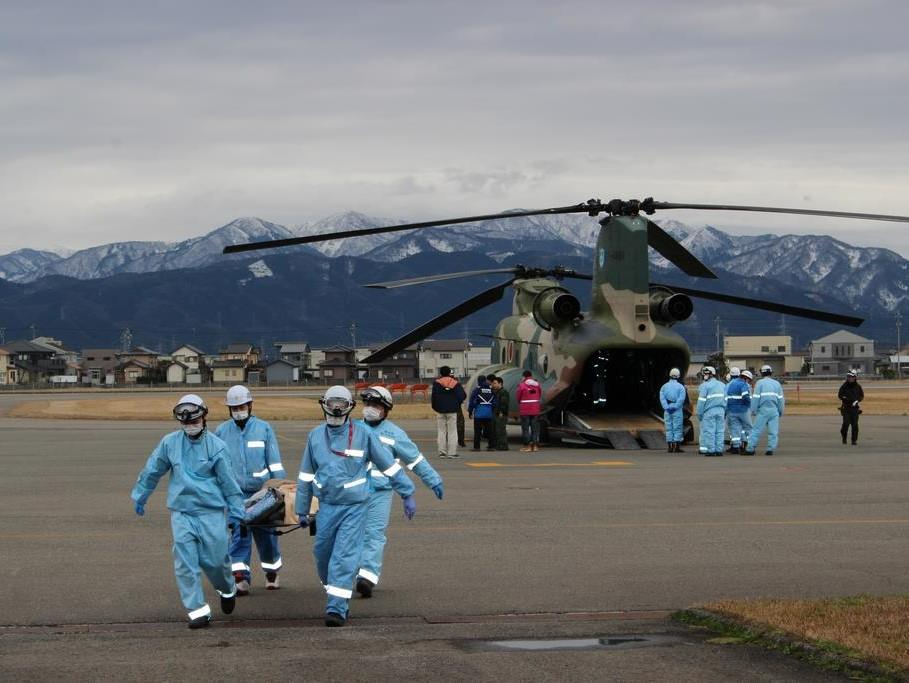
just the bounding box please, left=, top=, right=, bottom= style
left=364, top=268, right=519, bottom=289
left=364, top=265, right=593, bottom=289
left=650, top=201, right=909, bottom=224
left=222, top=202, right=603, bottom=255
left=654, top=282, right=864, bottom=327
left=646, top=221, right=718, bottom=279
left=361, top=280, right=513, bottom=363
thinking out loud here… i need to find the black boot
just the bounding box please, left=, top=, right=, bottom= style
left=188, top=615, right=211, bottom=629
left=325, top=612, right=347, bottom=627
left=356, top=577, right=374, bottom=598
left=220, top=593, right=236, bottom=615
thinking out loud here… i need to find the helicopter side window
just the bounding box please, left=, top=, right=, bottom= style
left=541, top=353, right=548, bottom=375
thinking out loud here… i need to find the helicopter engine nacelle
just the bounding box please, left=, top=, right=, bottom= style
left=532, top=287, right=581, bottom=330
left=648, top=287, right=693, bottom=326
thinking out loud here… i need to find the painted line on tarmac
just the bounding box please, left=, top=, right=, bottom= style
left=0, top=608, right=676, bottom=634
left=466, top=461, right=633, bottom=468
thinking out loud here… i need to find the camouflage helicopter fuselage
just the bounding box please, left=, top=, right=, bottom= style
left=471, top=215, right=692, bottom=428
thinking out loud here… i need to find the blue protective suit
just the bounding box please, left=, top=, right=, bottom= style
left=131, top=429, right=243, bottom=619
left=747, top=377, right=785, bottom=452
left=724, top=378, right=752, bottom=448
left=697, top=377, right=727, bottom=454
left=659, top=379, right=687, bottom=444
left=356, top=418, right=442, bottom=587
left=295, top=420, right=415, bottom=618
left=214, top=416, right=287, bottom=580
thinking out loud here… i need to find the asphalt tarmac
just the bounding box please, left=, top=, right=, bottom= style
left=1, top=402, right=907, bottom=680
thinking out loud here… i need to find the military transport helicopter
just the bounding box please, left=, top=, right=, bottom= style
left=224, top=197, right=908, bottom=447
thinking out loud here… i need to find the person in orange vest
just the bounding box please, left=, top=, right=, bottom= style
left=515, top=370, right=543, bottom=452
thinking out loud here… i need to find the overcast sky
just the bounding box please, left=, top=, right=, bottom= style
left=2, top=0, right=909, bottom=256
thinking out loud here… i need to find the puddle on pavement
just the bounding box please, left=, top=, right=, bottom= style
left=465, top=634, right=683, bottom=652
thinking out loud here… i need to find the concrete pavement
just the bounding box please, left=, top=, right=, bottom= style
left=1, top=409, right=906, bottom=679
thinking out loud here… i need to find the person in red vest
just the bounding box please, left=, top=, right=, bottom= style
left=516, top=370, right=543, bottom=452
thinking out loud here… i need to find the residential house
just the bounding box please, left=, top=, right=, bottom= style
left=807, top=330, right=875, bottom=376
left=274, top=341, right=310, bottom=367
left=168, top=344, right=207, bottom=384
left=219, top=343, right=261, bottom=366
left=119, top=359, right=153, bottom=384
left=211, top=359, right=247, bottom=384
left=116, top=346, right=161, bottom=384
left=2, top=340, right=64, bottom=384
left=722, top=335, right=803, bottom=376
left=0, top=347, right=13, bottom=384
left=166, top=360, right=190, bottom=384
left=419, top=339, right=472, bottom=379
left=32, top=337, right=80, bottom=369
left=81, top=349, right=121, bottom=385
left=266, top=359, right=299, bottom=385
left=316, top=345, right=359, bottom=383
left=211, top=343, right=262, bottom=384
left=466, top=344, right=493, bottom=378
left=363, top=344, right=420, bottom=382
left=888, top=352, right=909, bottom=377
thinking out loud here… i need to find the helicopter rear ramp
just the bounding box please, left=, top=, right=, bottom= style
left=561, top=411, right=666, bottom=450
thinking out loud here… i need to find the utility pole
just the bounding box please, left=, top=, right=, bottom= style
left=0, top=327, right=5, bottom=345
left=714, top=316, right=721, bottom=354
left=29, top=324, right=37, bottom=340
left=349, top=322, right=357, bottom=350
left=897, top=313, right=903, bottom=379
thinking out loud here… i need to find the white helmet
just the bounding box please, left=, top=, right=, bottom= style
left=729, top=366, right=741, bottom=377
left=320, top=385, right=355, bottom=418
left=173, top=394, right=208, bottom=423
left=760, top=364, right=773, bottom=376
left=846, top=370, right=858, bottom=378
left=702, top=366, right=716, bottom=377
left=669, top=368, right=681, bottom=379
left=225, top=385, right=253, bottom=406
left=741, top=370, right=753, bottom=380
left=361, top=385, right=393, bottom=410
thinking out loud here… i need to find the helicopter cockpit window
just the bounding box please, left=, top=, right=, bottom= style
left=501, top=347, right=506, bottom=364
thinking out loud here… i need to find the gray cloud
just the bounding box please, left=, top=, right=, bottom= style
left=1, top=0, right=908, bottom=255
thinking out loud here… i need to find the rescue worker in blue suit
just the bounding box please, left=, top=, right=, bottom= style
left=724, top=367, right=752, bottom=455
left=354, top=386, right=443, bottom=598
left=696, top=366, right=727, bottom=457
left=131, top=394, right=244, bottom=629
left=296, top=385, right=416, bottom=627
left=659, top=367, right=686, bottom=453
left=214, top=385, right=286, bottom=595
left=745, top=365, right=785, bottom=456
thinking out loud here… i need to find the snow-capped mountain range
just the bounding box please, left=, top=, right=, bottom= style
left=1, top=212, right=907, bottom=315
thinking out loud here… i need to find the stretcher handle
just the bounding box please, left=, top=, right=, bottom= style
left=241, top=515, right=316, bottom=537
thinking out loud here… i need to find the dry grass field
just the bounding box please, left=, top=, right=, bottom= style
left=703, top=595, right=909, bottom=673
left=7, top=382, right=909, bottom=420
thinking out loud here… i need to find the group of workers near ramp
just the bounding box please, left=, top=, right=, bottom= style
left=131, top=384, right=442, bottom=629
left=660, top=365, right=865, bottom=456
left=660, top=364, right=786, bottom=456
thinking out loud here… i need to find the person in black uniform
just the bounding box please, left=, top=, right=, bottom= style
left=838, top=370, right=864, bottom=446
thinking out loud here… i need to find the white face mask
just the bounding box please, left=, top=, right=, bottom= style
left=363, top=406, right=384, bottom=423
left=231, top=409, right=250, bottom=421
left=182, top=422, right=204, bottom=437
left=325, top=414, right=347, bottom=427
